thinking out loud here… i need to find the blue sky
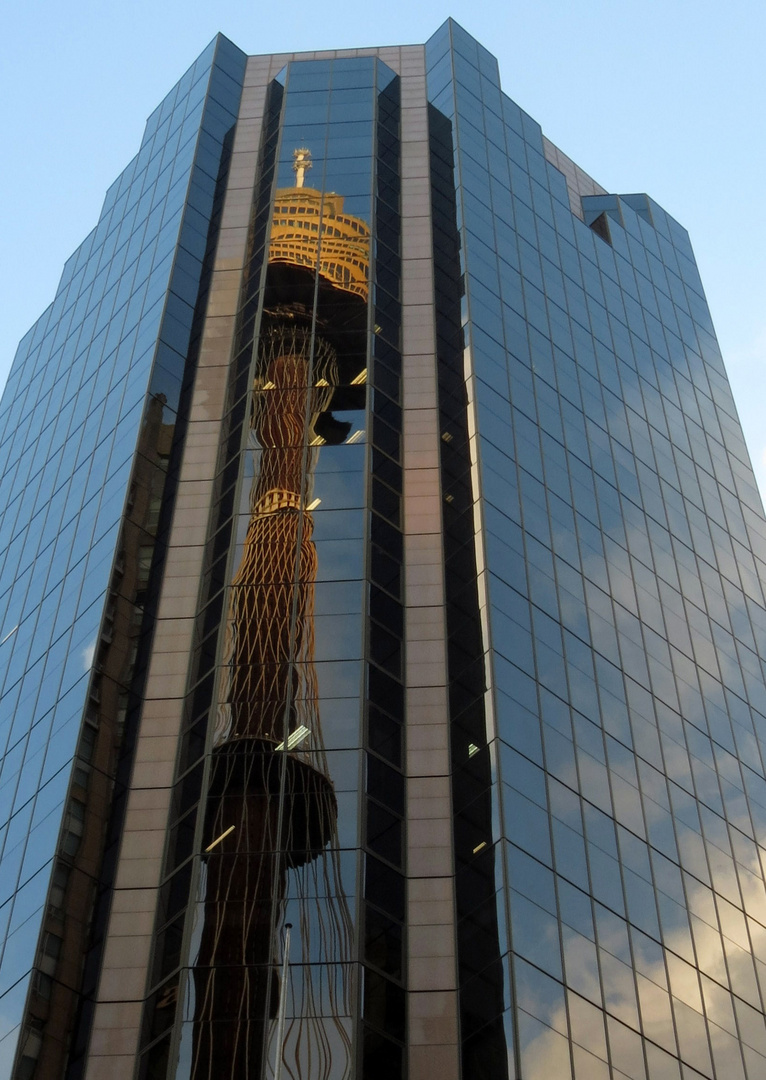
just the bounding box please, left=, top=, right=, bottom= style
left=2, top=0, right=764, bottom=498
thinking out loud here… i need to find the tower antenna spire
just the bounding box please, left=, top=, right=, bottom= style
left=293, top=147, right=312, bottom=188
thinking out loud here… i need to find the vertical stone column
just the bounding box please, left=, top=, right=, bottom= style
left=83, top=55, right=272, bottom=1080
left=399, top=44, right=461, bottom=1080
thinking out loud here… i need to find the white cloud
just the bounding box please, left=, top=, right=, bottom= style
left=81, top=639, right=96, bottom=671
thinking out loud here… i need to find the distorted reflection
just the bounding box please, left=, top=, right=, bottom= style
left=269, top=147, right=370, bottom=302
left=191, top=148, right=369, bottom=1080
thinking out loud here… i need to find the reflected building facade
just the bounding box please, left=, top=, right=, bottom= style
left=3, top=19, right=766, bottom=1080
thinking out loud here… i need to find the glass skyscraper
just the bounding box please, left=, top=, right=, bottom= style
left=2, top=18, right=766, bottom=1080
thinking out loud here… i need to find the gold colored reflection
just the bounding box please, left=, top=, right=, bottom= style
left=191, top=147, right=367, bottom=1080
left=217, top=325, right=338, bottom=757
left=268, top=148, right=370, bottom=301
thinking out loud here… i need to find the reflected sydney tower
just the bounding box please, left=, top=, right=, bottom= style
left=191, top=150, right=369, bottom=1079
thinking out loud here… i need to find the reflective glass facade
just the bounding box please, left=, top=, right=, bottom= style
left=427, top=20, right=766, bottom=1080
left=0, top=35, right=246, bottom=1077
left=2, top=19, right=766, bottom=1080
left=134, top=57, right=406, bottom=1080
